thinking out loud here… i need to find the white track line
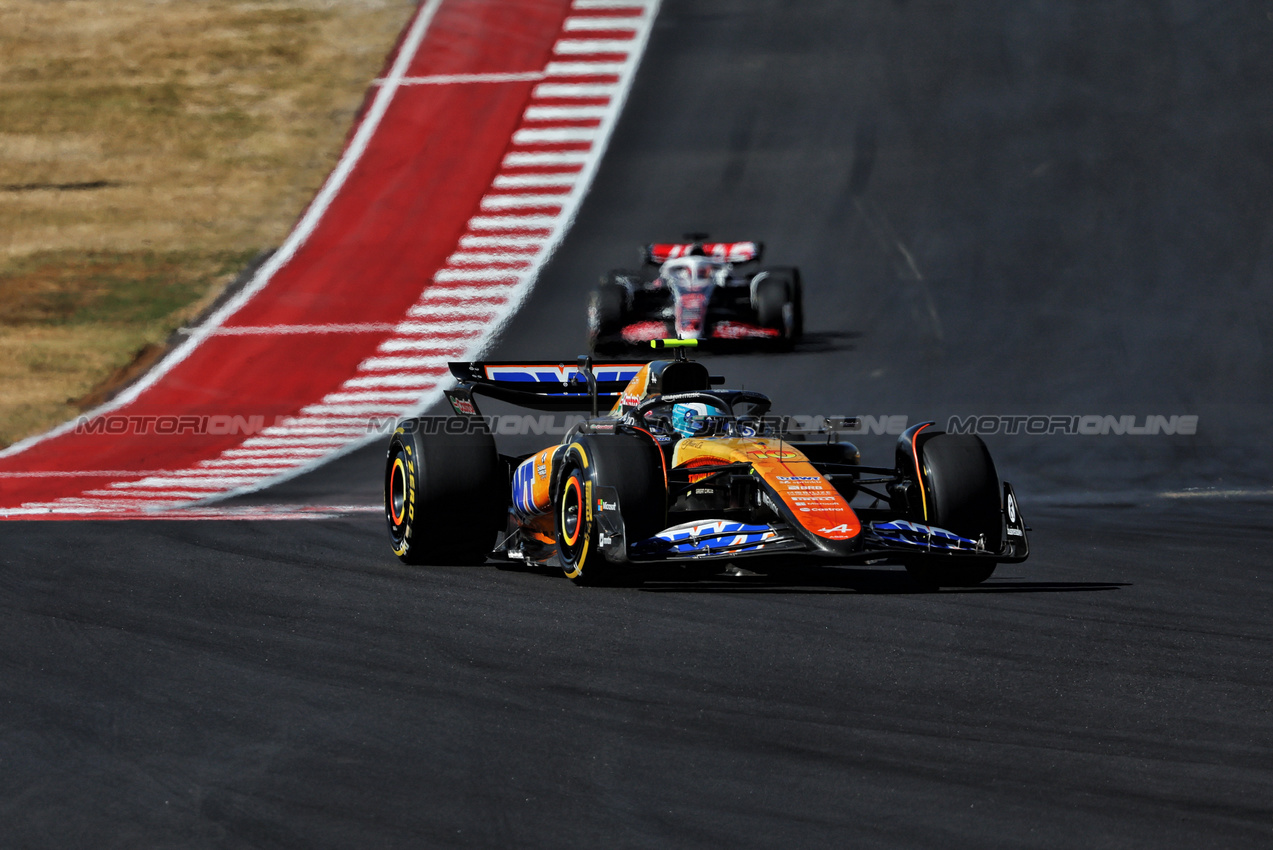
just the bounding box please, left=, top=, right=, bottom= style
left=388, top=71, right=545, bottom=85
left=532, top=83, right=618, bottom=98
left=512, top=127, right=600, bottom=144
left=524, top=105, right=610, bottom=120
left=553, top=41, right=634, bottom=55
left=343, top=376, right=440, bottom=389
left=459, top=235, right=547, bottom=249
left=480, top=194, right=569, bottom=210
left=502, top=151, right=592, bottom=167
left=209, top=323, right=399, bottom=335
left=564, top=17, right=644, bottom=30
left=466, top=214, right=561, bottom=230
left=545, top=61, right=626, bottom=76
left=378, top=340, right=471, bottom=353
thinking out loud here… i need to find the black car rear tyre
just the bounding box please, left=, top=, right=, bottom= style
left=755, top=274, right=799, bottom=340
left=587, top=279, right=627, bottom=351
left=766, top=267, right=803, bottom=339
left=385, top=419, right=505, bottom=565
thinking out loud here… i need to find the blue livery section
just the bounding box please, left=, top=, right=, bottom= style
left=868, top=519, right=979, bottom=551
left=636, top=519, right=778, bottom=555
left=512, top=456, right=539, bottom=517
left=484, top=365, right=644, bottom=384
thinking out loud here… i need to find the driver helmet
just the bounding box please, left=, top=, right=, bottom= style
left=671, top=401, right=726, bottom=437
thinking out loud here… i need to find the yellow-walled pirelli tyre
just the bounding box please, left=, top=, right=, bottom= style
left=385, top=419, right=504, bottom=565
left=554, top=435, right=666, bottom=586
left=903, top=433, right=1002, bottom=588
left=556, top=458, right=598, bottom=584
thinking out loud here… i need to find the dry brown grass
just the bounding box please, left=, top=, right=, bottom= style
left=0, top=0, right=415, bottom=447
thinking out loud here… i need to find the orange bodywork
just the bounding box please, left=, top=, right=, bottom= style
left=609, top=364, right=652, bottom=415
left=672, top=438, right=861, bottom=541
left=519, top=364, right=859, bottom=546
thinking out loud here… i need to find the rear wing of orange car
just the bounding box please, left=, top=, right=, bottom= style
left=446, top=360, right=647, bottom=413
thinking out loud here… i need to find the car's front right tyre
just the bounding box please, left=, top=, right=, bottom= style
left=903, top=433, right=1002, bottom=588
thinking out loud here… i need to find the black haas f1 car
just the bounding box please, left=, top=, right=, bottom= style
left=587, top=235, right=804, bottom=351
left=384, top=340, right=1028, bottom=587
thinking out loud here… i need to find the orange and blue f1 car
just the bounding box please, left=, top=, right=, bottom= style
left=384, top=341, right=1029, bottom=587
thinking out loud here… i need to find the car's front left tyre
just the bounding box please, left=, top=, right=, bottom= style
left=555, top=454, right=601, bottom=584
left=554, top=434, right=666, bottom=586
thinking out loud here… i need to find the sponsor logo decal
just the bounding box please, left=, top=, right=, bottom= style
left=1006, top=492, right=1024, bottom=537
left=653, top=519, right=777, bottom=553
left=449, top=396, right=477, bottom=416
left=485, top=365, right=642, bottom=385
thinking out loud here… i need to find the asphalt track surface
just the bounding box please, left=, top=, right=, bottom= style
left=3, top=2, right=1272, bottom=847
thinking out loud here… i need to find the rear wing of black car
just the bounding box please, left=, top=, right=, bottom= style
left=642, top=241, right=763, bottom=265
left=446, top=360, right=646, bottom=413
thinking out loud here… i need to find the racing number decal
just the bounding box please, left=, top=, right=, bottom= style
left=747, top=449, right=799, bottom=461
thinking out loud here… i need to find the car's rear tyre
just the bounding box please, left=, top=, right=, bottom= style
left=587, top=278, right=627, bottom=351
left=903, top=433, right=1002, bottom=587
left=556, top=434, right=666, bottom=586
left=767, top=267, right=804, bottom=339
left=755, top=273, right=800, bottom=340
left=385, top=420, right=505, bottom=565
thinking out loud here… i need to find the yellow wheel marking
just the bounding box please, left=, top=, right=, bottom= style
left=561, top=446, right=592, bottom=580
left=389, top=458, right=406, bottom=525
left=561, top=475, right=583, bottom=547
